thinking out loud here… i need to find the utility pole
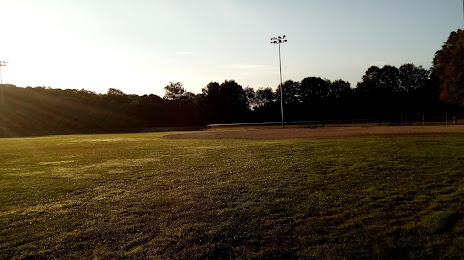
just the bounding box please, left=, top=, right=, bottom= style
left=271, top=35, right=287, bottom=128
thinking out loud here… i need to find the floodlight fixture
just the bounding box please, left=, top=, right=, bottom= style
left=270, top=35, right=287, bottom=128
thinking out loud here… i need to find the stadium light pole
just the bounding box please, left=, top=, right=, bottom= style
left=0, top=61, right=7, bottom=137
left=271, top=35, right=287, bottom=128
left=0, top=61, right=7, bottom=84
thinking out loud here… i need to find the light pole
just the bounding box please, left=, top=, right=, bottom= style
left=271, top=35, right=287, bottom=128
left=0, top=61, right=7, bottom=84
left=0, top=61, right=6, bottom=137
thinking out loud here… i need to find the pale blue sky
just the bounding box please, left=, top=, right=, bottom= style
left=1, top=0, right=463, bottom=96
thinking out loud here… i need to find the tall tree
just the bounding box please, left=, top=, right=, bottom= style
left=163, top=82, right=198, bottom=125
left=398, top=64, right=430, bottom=93
left=356, top=65, right=402, bottom=95
left=325, top=79, right=353, bottom=119
left=244, top=87, right=257, bottom=109
left=275, top=80, right=300, bottom=121
left=356, top=66, right=381, bottom=94
left=397, top=63, right=434, bottom=112
left=201, top=80, right=249, bottom=123
left=255, top=87, right=275, bottom=108
left=355, top=65, right=398, bottom=116
left=276, top=80, right=300, bottom=107
left=381, top=65, right=401, bottom=92
left=164, top=82, right=194, bottom=101
left=296, top=77, right=331, bottom=119
left=328, top=79, right=351, bottom=101
left=299, top=77, right=331, bottom=106
left=432, top=29, right=464, bottom=106
left=252, top=87, right=279, bottom=122
left=107, top=88, right=125, bottom=96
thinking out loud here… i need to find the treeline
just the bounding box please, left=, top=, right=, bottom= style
left=0, top=63, right=454, bottom=137
left=0, top=85, right=200, bottom=137
left=167, top=63, right=459, bottom=124
left=249, top=64, right=444, bottom=122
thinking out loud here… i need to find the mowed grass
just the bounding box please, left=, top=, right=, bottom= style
left=1, top=132, right=464, bottom=259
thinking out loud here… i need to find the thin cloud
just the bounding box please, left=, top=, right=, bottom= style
left=218, top=64, right=265, bottom=70
left=176, top=52, right=193, bottom=55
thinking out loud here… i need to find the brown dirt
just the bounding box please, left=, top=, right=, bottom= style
left=164, top=125, right=464, bottom=139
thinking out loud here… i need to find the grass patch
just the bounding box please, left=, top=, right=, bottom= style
left=420, top=210, right=460, bottom=234
left=1, top=133, right=464, bottom=258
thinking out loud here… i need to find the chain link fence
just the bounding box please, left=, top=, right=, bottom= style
left=208, top=113, right=464, bottom=129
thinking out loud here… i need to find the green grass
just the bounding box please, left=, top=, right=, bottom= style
left=1, top=132, right=464, bottom=259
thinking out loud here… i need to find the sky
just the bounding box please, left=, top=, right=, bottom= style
left=0, top=0, right=463, bottom=97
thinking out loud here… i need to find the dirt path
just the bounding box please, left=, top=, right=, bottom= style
left=165, top=125, right=464, bottom=139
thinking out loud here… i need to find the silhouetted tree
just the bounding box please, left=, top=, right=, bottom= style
left=355, top=65, right=400, bottom=116
left=355, top=63, right=443, bottom=117
left=397, top=64, right=433, bottom=112
left=253, top=87, right=279, bottom=122
left=277, top=80, right=299, bottom=106
left=275, top=80, right=300, bottom=121
left=382, top=65, right=401, bottom=92
left=107, top=88, right=125, bottom=96
left=356, top=66, right=381, bottom=93
left=432, top=29, right=464, bottom=106
left=255, top=87, right=275, bottom=108
left=327, top=79, right=352, bottom=118
left=298, top=77, right=331, bottom=119
left=201, top=80, right=249, bottom=123
left=328, top=79, right=351, bottom=101
left=398, top=64, right=429, bottom=93
left=299, top=77, right=331, bottom=105
left=244, top=87, right=257, bottom=109
left=164, top=82, right=194, bottom=101
left=163, top=82, right=200, bottom=125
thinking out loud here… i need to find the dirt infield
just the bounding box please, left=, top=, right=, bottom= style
left=165, top=125, right=464, bottom=139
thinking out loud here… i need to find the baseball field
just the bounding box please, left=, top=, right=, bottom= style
left=1, top=125, right=464, bottom=258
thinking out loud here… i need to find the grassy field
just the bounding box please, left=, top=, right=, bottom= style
left=1, top=132, right=464, bottom=259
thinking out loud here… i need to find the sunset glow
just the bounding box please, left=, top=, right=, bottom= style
left=0, top=0, right=462, bottom=96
